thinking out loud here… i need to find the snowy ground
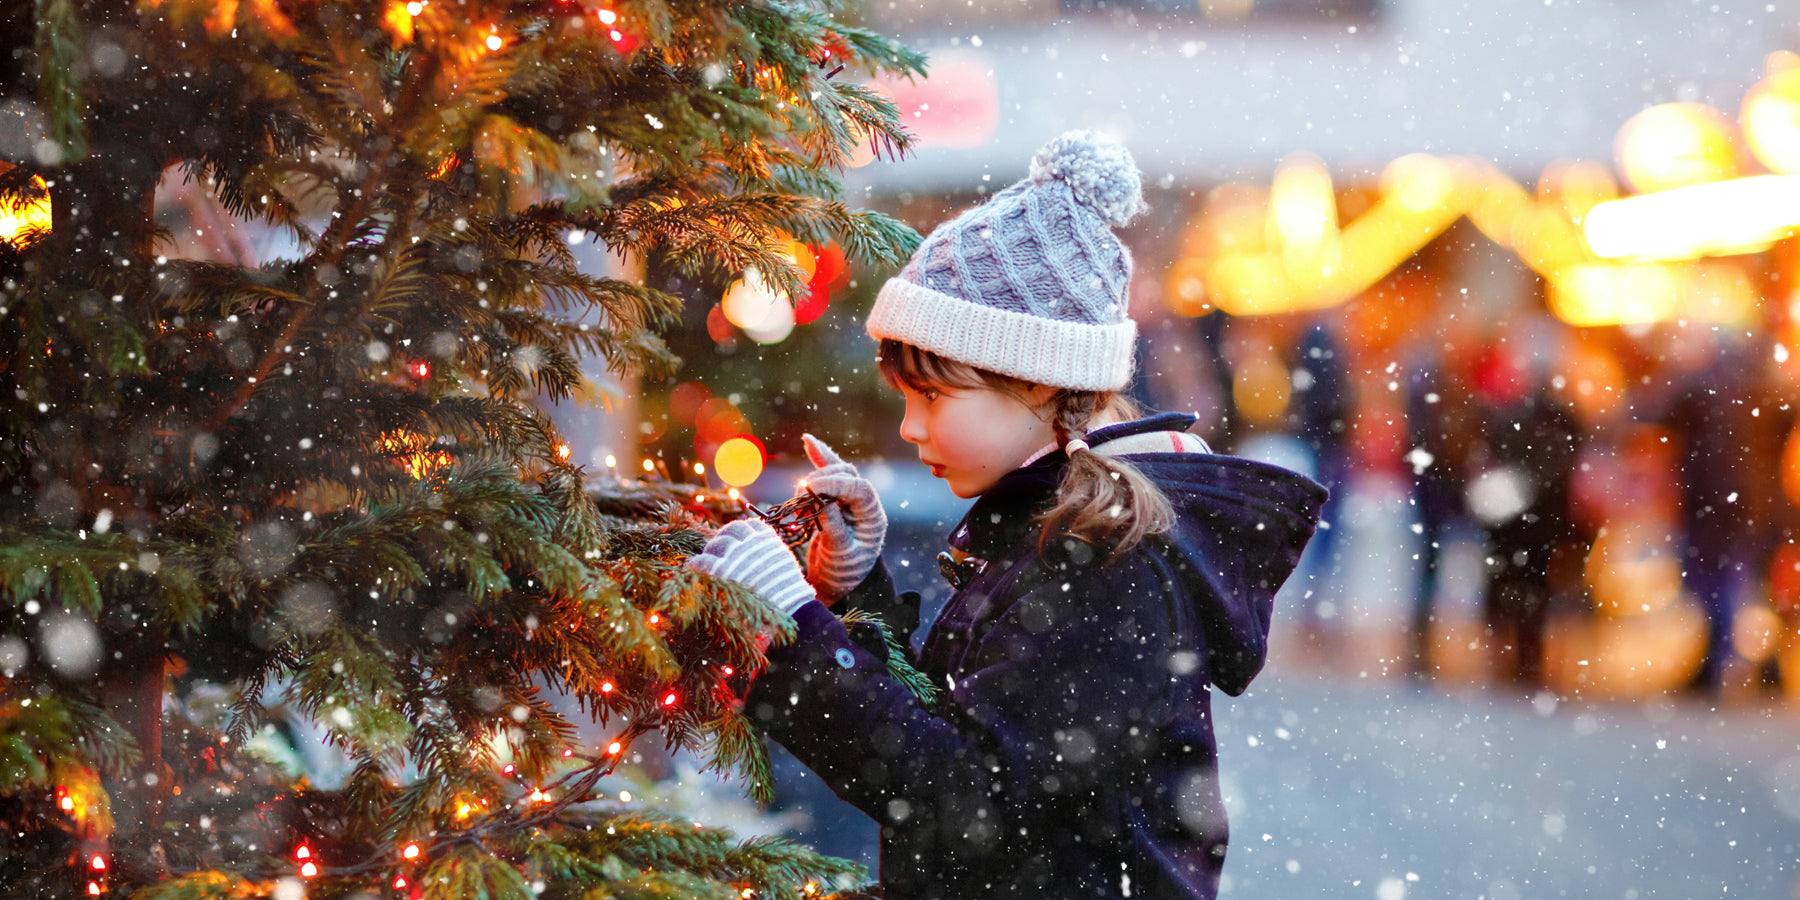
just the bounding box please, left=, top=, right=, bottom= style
left=1220, top=675, right=1800, bottom=900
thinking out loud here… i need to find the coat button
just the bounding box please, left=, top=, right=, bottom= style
left=834, top=648, right=856, bottom=669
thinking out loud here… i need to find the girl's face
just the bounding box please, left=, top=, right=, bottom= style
left=895, top=380, right=1057, bottom=498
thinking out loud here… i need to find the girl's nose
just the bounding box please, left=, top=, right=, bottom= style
left=898, top=402, right=927, bottom=445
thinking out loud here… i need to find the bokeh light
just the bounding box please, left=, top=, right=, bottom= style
left=1742, top=53, right=1800, bottom=175
left=1615, top=103, right=1740, bottom=194
left=712, top=435, right=766, bottom=487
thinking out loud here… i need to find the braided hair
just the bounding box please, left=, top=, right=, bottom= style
left=1036, top=388, right=1175, bottom=559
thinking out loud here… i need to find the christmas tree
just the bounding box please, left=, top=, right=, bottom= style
left=0, top=0, right=923, bottom=895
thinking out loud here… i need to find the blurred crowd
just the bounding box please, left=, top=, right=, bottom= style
left=1130, top=258, right=1800, bottom=701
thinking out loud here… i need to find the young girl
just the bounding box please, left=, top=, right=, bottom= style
left=687, top=132, right=1326, bottom=899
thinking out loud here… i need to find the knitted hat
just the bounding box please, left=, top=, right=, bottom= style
left=866, top=130, right=1146, bottom=392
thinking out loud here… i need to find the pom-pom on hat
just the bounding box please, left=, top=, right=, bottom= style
left=866, top=130, right=1146, bottom=392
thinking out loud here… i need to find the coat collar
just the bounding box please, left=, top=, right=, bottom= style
left=945, top=412, right=1199, bottom=562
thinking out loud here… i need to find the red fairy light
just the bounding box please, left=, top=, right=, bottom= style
left=502, top=764, right=515, bottom=775
left=87, top=882, right=101, bottom=896
left=395, top=876, right=409, bottom=889
left=562, top=748, right=574, bottom=757
left=90, top=855, right=106, bottom=871
left=300, top=861, right=319, bottom=878
left=662, top=691, right=678, bottom=707
left=410, top=360, right=431, bottom=379
left=295, top=846, right=311, bottom=860
left=722, top=666, right=734, bottom=676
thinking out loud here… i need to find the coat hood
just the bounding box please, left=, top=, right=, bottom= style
left=947, top=413, right=1328, bottom=695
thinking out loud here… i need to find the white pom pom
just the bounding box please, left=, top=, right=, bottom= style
left=1028, top=130, right=1146, bottom=226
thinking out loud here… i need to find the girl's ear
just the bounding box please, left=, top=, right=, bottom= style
left=1025, top=383, right=1061, bottom=416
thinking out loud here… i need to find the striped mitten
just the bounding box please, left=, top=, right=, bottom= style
left=686, top=519, right=817, bottom=616
left=800, top=433, right=888, bottom=603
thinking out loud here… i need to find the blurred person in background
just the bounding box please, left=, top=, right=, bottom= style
left=1466, top=315, right=1582, bottom=689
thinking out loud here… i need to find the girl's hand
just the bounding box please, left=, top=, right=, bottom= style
left=799, top=433, right=888, bottom=604
left=686, top=519, right=817, bottom=616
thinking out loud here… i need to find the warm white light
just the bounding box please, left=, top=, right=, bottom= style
left=405, top=1, right=423, bottom=14
left=1267, top=155, right=1337, bottom=251
left=1615, top=103, right=1739, bottom=194
left=597, top=8, right=617, bottom=23
left=1584, top=175, right=1800, bottom=260
left=485, top=33, right=503, bottom=51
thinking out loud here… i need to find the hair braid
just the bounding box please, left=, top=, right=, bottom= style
left=1036, top=389, right=1175, bottom=560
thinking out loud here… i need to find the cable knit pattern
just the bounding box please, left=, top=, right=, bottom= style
left=867, top=131, right=1144, bottom=392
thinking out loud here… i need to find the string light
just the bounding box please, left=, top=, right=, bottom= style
left=395, top=877, right=409, bottom=889
left=722, top=666, right=734, bottom=676
left=90, top=855, right=106, bottom=871
left=647, top=613, right=660, bottom=625
left=607, top=740, right=623, bottom=755
left=405, top=0, right=423, bottom=13
left=641, top=458, right=654, bottom=473
left=605, top=454, right=617, bottom=468
left=485, top=32, right=504, bottom=51
left=600, top=681, right=614, bottom=693
left=402, top=843, right=421, bottom=860
left=410, top=360, right=431, bottom=379
left=597, top=8, right=617, bottom=23
left=662, top=691, right=678, bottom=707
left=555, top=442, right=572, bottom=461
left=87, top=883, right=101, bottom=896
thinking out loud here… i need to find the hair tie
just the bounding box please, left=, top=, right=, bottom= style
left=1064, top=438, right=1090, bottom=456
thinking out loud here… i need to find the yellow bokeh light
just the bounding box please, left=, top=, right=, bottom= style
left=1742, top=58, right=1800, bottom=175
left=713, top=436, right=765, bottom=488
left=1615, top=103, right=1740, bottom=194
left=0, top=176, right=52, bottom=248
left=1267, top=154, right=1337, bottom=253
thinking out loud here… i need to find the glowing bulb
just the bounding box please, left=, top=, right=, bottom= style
left=90, top=855, right=106, bottom=871
left=609, top=29, right=623, bottom=41
left=722, top=666, right=734, bottom=676
left=607, top=740, right=623, bottom=755
left=411, top=360, right=431, bottom=378
left=295, top=846, right=311, bottom=860
left=605, top=454, right=616, bottom=468
left=555, top=443, right=572, bottom=461
left=485, top=33, right=503, bottom=51
left=502, top=764, right=515, bottom=775
left=88, top=883, right=101, bottom=896
left=562, top=748, right=573, bottom=757
left=600, top=681, right=614, bottom=693
left=61, top=796, right=74, bottom=811
left=402, top=843, right=420, bottom=860
left=405, top=0, right=422, bottom=13
left=662, top=691, right=678, bottom=706
left=395, top=877, right=409, bottom=889
left=597, top=8, right=617, bottom=23
left=727, top=487, right=740, bottom=500
left=642, top=458, right=654, bottom=473
left=648, top=613, right=660, bottom=625
left=694, top=462, right=706, bottom=475
left=300, top=861, right=319, bottom=878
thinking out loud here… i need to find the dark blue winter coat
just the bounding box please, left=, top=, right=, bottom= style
left=745, top=414, right=1326, bottom=899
